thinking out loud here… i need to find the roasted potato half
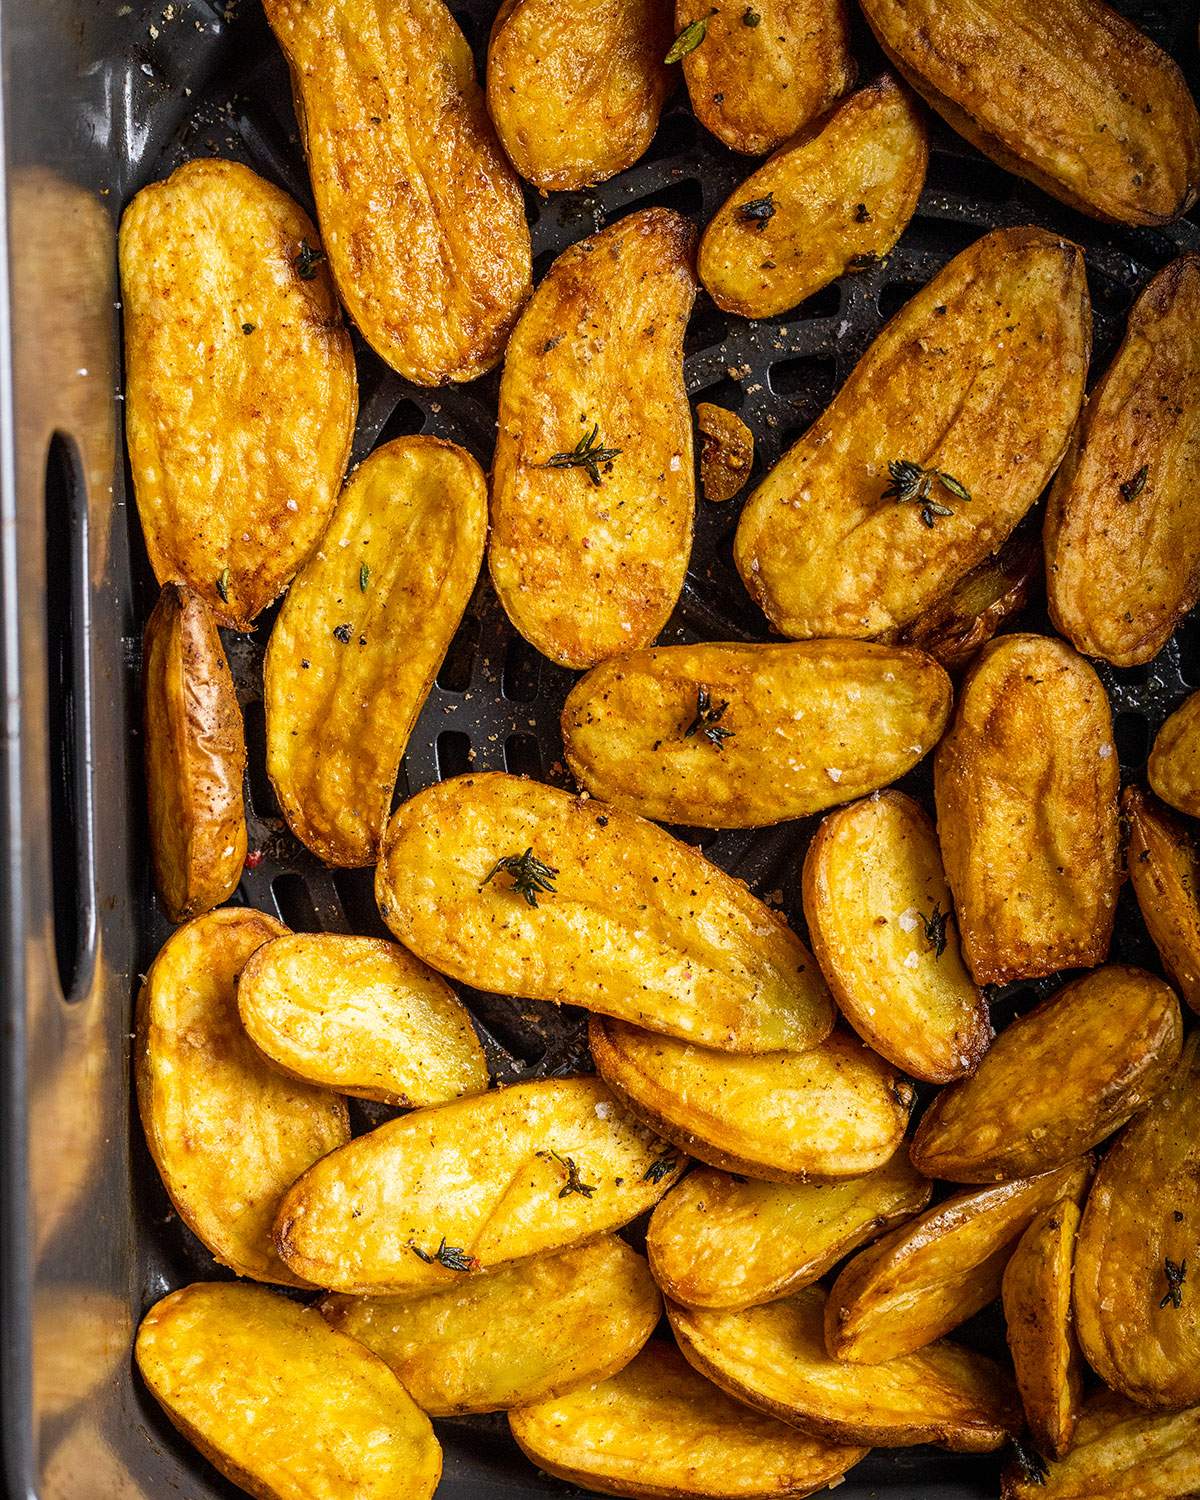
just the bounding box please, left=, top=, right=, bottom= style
left=698, top=76, right=927, bottom=320
left=696, top=402, right=754, bottom=503
left=1125, top=786, right=1200, bottom=1013
left=137, top=909, right=350, bottom=1286
left=1149, top=689, right=1200, bottom=817
left=119, top=158, right=356, bottom=627
left=136, top=1283, right=441, bottom=1500
left=264, top=436, right=486, bottom=867
left=802, top=790, right=991, bottom=1084
left=934, top=634, right=1121, bottom=985
left=321, top=1236, right=659, bottom=1414
left=899, top=529, right=1040, bottom=672
left=489, top=209, right=696, bottom=668
left=375, top=772, right=833, bottom=1053
left=562, top=641, right=951, bottom=829
left=734, top=227, right=1090, bottom=640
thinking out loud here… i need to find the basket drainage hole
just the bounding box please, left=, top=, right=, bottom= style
left=501, top=635, right=541, bottom=702
left=504, top=733, right=543, bottom=780
left=1113, top=710, right=1150, bottom=768
left=436, top=615, right=480, bottom=692
left=242, top=700, right=279, bottom=819
left=272, top=872, right=322, bottom=932
left=437, top=730, right=473, bottom=779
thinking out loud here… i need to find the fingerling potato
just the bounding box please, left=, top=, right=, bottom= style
left=1124, top=786, right=1200, bottom=1013
left=1148, top=689, right=1200, bottom=816
left=899, top=528, right=1040, bottom=672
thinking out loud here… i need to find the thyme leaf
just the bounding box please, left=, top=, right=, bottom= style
left=1119, top=464, right=1149, bottom=503
left=642, top=1149, right=679, bottom=1183
left=665, top=14, right=712, bottom=62
left=742, top=5, right=761, bottom=22
left=884, top=459, right=972, bottom=528
left=921, top=903, right=949, bottom=959
left=215, top=567, right=230, bottom=604
left=683, top=685, right=734, bottom=749
left=1161, top=1256, right=1187, bottom=1309
left=541, top=1150, right=598, bottom=1199
left=540, top=422, right=621, bottom=486
left=360, top=562, right=370, bottom=592
left=737, top=193, right=776, bottom=229
left=409, top=1237, right=478, bottom=1272
left=481, top=847, right=559, bottom=907
left=294, top=239, right=326, bottom=280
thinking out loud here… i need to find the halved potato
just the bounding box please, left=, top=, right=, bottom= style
left=119, top=158, right=356, bottom=627
left=1124, top=786, right=1200, bottom=1013
left=1149, top=690, right=1200, bottom=817
left=899, top=529, right=1040, bottom=672
left=911, top=966, right=1183, bottom=1183
left=489, top=209, right=696, bottom=668
left=561, top=641, right=950, bottom=829
left=321, top=1236, right=659, bottom=1414
left=375, top=772, right=833, bottom=1054
left=802, top=790, right=991, bottom=1084
left=734, top=227, right=1090, bottom=640
left=273, top=1076, right=685, bottom=1294
left=263, top=0, right=531, bottom=384
left=934, top=633, right=1121, bottom=985
left=696, top=402, right=755, bottom=502
left=136, top=909, right=350, bottom=1286
left=509, top=1340, right=868, bottom=1500
left=264, top=436, right=486, bottom=867
left=136, top=1283, right=441, bottom=1500
left=825, top=1160, right=1093, bottom=1364
left=669, top=1286, right=1021, bottom=1451
left=591, top=1018, right=914, bottom=1182
left=236, top=933, right=488, bottom=1106
left=698, top=76, right=927, bottom=320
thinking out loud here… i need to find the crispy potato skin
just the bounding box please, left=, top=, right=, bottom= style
left=934, top=634, right=1121, bottom=985
left=900, top=530, right=1040, bottom=672
left=263, top=0, right=531, bottom=384
left=734, top=228, right=1090, bottom=640
left=264, top=437, right=486, bottom=867
left=119, top=159, right=356, bottom=627
left=698, top=76, right=927, bottom=320
left=375, top=772, right=833, bottom=1053
left=489, top=209, right=696, bottom=668
left=562, top=642, right=951, bottom=829
left=143, top=583, right=246, bottom=923
left=1125, top=787, right=1200, bottom=1013
left=487, top=0, right=672, bottom=191
left=136, top=1283, right=441, bottom=1500
left=1148, top=689, right=1200, bottom=816
left=509, top=1341, right=868, bottom=1500
left=911, top=966, right=1183, bottom=1183
left=859, top=0, right=1200, bottom=226
left=802, top=791, right=991, bottom=1084
left=320, top=1237, right=659, bottom=1414
left=696, top=402, right=754, bottom=502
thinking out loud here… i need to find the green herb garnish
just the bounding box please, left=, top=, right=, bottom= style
left=884, top=459, right=972, bottom=528
left=742, top=5, right=761, bottom=22
left=215, top=567, right=230, bottom=604
left=241, top=322, right=255, bottom=334
left=643, top=1150, right=679, bottom=1184
left=684, top=685, right=733, bottom=750
left=1119, top=464, right=1148, bottom=503
left=921, top=904, right=949, bottom=959
left=737, top=193, right=776, bottom=229
left=542, top=1150, right=597, bottom=1199
left=1161, top=1256, right=1187, bottom=1309
left=332, top=622, right=352, bottom=644
left=540, top=422, right=621, bottom=487
left=359, top=562, right=370, bottom=592
left=481, top=847, right=559, bottom=907
left=409, top=1237, right=479, bottom=1272
left=665, top=15, right=710, bottom=61
left=294, top=239, right=326, bottom=279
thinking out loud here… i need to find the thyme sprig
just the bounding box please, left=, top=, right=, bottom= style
left=1161, top=1256, right=1187, bottom=1309
left=294, top=239, right=326, bottom=280
left=643, top=1150, right=679, bottom=1183
left=541, top=1150, right=597, bottom=1199
left=540, top=422, right=621, bottom=486
left=1119, top=464, right=1148, bottom=503
left=482, top=847, right=559, bottom=907
left=884, top=459, right=972, bottom=528
left=684, top=685, right=734, bottom=749
left=921, top=903, right=949, bottom=959
left=737, top=193, right=776, bottom=229
left=409, top=1237, right=479, bottom=1272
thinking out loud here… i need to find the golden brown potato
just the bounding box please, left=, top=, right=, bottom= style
left=859, top=0, right=1200, bottom=226
left=263, top=0, right=530, bottom=385
left=669, top=1286, right=1021, bottom=1451
left=934, top=634, right=1121, bottom=985
left=1149, top=690, right=1200, bottom=817
left=647, top=1158, right=932, bottom=1310
left=899, top=529, right=1040, bottom=672
left=1074, top=1032, right=1200, bottom=1411
left=143, top=583, right=246, bottom=924
left=321, top=1236, right=659, bottom=1414
left=734, top=228, right=1090, bottom=640
left=1124, top=786, right=1200, bottom=1013
left=561, top=641, right=951, bottom=829
left=489, top=209, right=696, bottom=668
left=591, top=1018, right=914, bottom=1182
left=802, top=791, right=991, bottom=1084
left=273, top=1076, right=684, bottom=1294
left=698, top=76, right=927, bottom=319
left=236, top=933, right=488, bottom=1106
left=264, top=437, right=486, bottom=867
left=696, top=401, right=755, bottom=502
left=911, top=966, right=1183, bottom=1183
left=825, top=1160, right=1093, bottom=1364
left=136, top=1283, right=441, bottom=1500
left=119, top=158, right=356, bottom=627
left=137, top=909, right=350, bottom=1286
left=375, top=772, right=833, bottom=1053
left=487, top=0, right=672, bottom=191
left=1002, top=1199, right=1085, bottom=1459
left=509, top=1340, right=868, bottom=1499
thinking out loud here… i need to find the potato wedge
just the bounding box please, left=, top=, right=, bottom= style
left=911, top=966, right=1183, bottom=1183
left=263, top=0, right=530, bottom=385
left=1149, top=689, right=1200, bottom=817
left=137, top=909, right=350, bottom=1286
left=509, top=1340, right=868, bottom=1500
left=119, top=158, right=356, bottom=627
left=489, top=209, right=696, bottom=668
left=236, top=933, right=487, bottom=1106
left=696, top=401, right=754, bottom=503
left=734, top=227, right=1090, bottom=640
left=487, top=0, right=672, bottom=191
left=1074, top=1032, right=1200, bottom=1411
left=899, top=529, right=1040, bottom=672
left=802, top=790, right=990, bottom=1084
left=321, top=1236, right=659, bottom=1414
left=375, top=772, right=832, bottom=1053
left=143, top=583, right=246, bottom=924
left=273, top=1076, right=684, bottom=1294
left=698, top=76, right=927, bottom=320
left=934, top=633, right=1121, bottom=985
left=825, top=1160, right=1093, bottom=1364
left=647, top=1158, right=932, bottom=1310
left=859, top=0, right=1200, bottom=226
left=264, top=436, right=486, bottom=867
left=1125, top=786, right=1200, bottom=1013
left=591, top=1019, right=914, bottom=1182
left=561, top=642, right=951, bottom=829
left=136, top=1283, right=440, bottom=1500
left=669, top=1286, right=1021, bottom=1451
